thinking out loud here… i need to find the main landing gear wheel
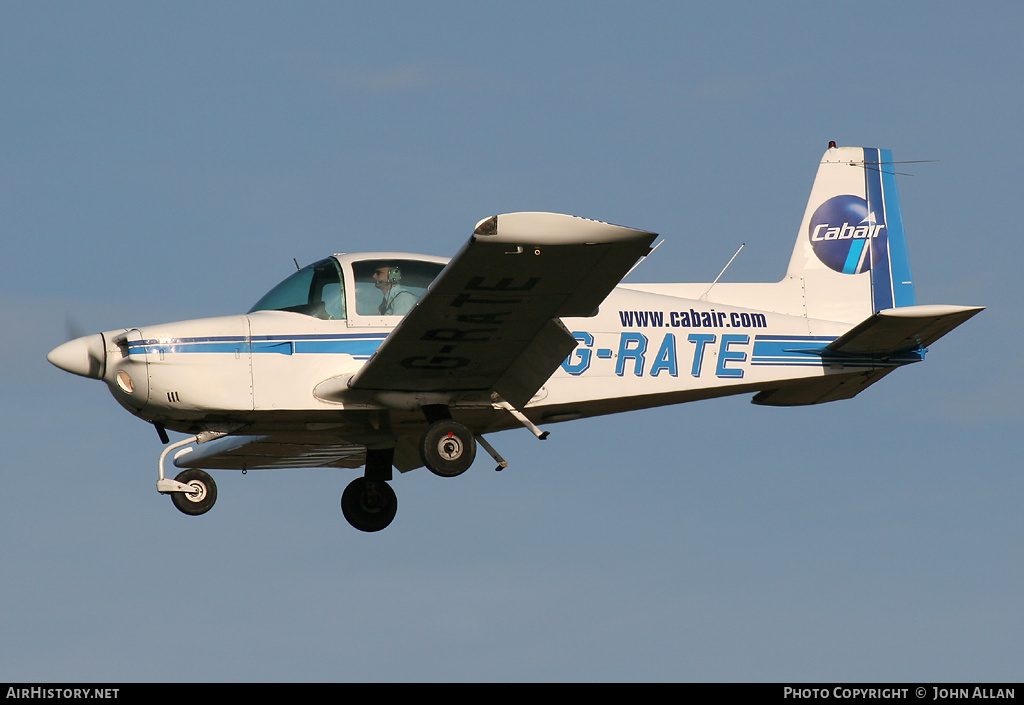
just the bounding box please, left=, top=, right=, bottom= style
left=420, top=419, right=476, bottom=478
left=170, top=468, right=218, bottom=516
left=341, top=477, right=398, bottom=532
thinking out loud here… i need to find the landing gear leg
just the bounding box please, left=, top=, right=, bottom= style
left=156, top=431, right=225, bottom=516
left=341, top=447, right=398, bottom=532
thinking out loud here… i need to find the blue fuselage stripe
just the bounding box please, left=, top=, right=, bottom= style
left=128, top=334, right=387, bottom=357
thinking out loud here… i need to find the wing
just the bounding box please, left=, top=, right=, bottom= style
left=341, top=212, right=657, bottom=409
left=172, top=433, right=429, bottom=473
left=172, top=434, right=367, bottom=470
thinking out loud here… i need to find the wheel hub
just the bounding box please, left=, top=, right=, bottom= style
left=185, top=481, right=207, bottom=502
left=437, top=432, right=464, bottom=460
left=420, top=419, right=476, bottom=478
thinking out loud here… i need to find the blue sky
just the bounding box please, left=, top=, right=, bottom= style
left=2, top=1, right=1021, bottom=682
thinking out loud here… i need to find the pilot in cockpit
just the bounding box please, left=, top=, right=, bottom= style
left=372, top=264, right=417, bottom=316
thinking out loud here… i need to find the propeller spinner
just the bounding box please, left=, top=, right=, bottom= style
left=47, top=334, right=106, bottom=379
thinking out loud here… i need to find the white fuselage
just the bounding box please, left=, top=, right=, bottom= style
left=94, top=281, right=896, bottom=441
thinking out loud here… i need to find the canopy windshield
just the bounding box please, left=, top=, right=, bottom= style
left=248, top=258, right=346, bottom=320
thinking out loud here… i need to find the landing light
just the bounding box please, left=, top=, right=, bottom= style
left=116, top=371, right=134, bottom=394
left=473, top=215, right=498, bottom=236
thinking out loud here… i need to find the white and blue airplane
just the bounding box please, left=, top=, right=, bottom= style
left=48, top=144, right=982, bottom=531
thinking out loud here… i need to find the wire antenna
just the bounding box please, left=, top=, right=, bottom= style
left=700, top=243, right=745, bottom=301
left=847, top=159, right=938, bottom=177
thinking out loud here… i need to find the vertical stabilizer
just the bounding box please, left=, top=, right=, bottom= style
left=786, top=145, right=916, bottom=323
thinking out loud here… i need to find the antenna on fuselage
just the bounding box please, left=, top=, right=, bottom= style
left=293, top=258, right=301, bottom=271
left=699, top=243, right=745, bottom=301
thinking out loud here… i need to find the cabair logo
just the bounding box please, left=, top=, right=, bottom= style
left=808, top=195, right=885, bottom=274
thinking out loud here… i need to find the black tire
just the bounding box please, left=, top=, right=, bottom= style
left=170, top=469, right=218, bottom=516
left=420, top=420, right=476, bottom=478
left=341, top=477, right=397, bottom=532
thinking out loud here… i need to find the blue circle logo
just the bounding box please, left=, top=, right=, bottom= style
left=808, top=195, right=885, bottom=274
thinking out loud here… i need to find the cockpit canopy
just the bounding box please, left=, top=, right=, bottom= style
left=248, top=257, right=346, bottom=319
left=248, top=254, right=447, bottom=322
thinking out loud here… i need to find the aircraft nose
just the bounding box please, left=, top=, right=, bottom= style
left=47, top=334, right=106, bottom=379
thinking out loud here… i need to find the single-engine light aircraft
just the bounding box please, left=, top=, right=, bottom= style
left=48, top=145, right=983, bottom=531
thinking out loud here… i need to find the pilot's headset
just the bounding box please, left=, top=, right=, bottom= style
left=374, top=264, right=402, bottom=290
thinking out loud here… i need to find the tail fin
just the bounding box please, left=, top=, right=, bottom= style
left=786, top=145, right=916, bottom=323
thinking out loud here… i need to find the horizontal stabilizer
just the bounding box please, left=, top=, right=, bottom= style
left=752, top=304, right=982, bottom=406
left=752, top=369, right=896, bottom=406
left=826, top=304, right=984, bottom=357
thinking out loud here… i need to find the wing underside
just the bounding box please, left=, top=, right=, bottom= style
left=173, top=434, right=367, bottom=471
left=342, top=212, right=657, bottom=409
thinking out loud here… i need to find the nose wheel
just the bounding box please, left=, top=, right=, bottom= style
left=169, top=468, right=218, bottom=516
left=157, top=431, right=226, bottom=517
